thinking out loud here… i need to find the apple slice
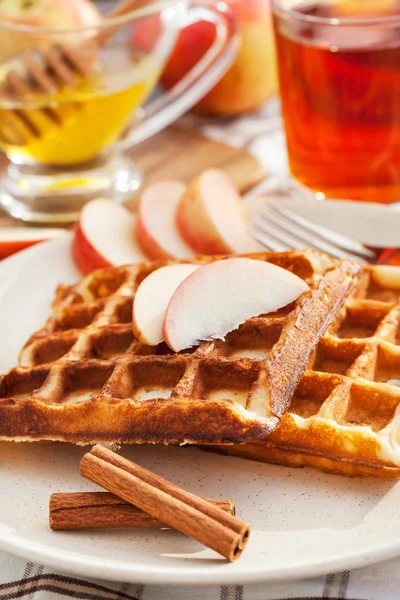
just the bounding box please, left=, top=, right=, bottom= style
left=72, top=199, right=148, bottom=275
left=176, top=169, right=262, bottom=255
left=136, top=181, right=195, bottom=260
left=0, top=227, right=67, bottom=259
left=133, top=263, right=200, bottom=345
left=163, top=257, right=309, bottom=352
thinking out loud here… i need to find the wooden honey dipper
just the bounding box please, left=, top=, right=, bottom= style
left=0, top=0, right=144, bottom=146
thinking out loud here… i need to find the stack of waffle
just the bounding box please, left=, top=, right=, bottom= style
left=213, top=265, right=400, bottom=478
left=2, top=250, right=400, bottom=478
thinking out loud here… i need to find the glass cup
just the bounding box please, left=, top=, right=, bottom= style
left=0, top=0, right=237, bottom=222
left=272, top=0, right=400, bottom=204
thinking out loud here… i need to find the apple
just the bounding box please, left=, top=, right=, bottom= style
left=0, top=0, right=102, bottom=62
left=72, top=199, right=148, bottom=275
left=136, top=181, right=195, bottom=260
left=327, top=0, right=397, bottom=17
left=176, top=169, right=262, bottom=255
left=163, top=257, right=309, bottom=352
left=0, top=227, right=66, bottom=259
left=0, top=0, right=101, bottom=28
left=133, top=264, right=200, bottom=346
left=158, top=0, right=278, bottom=116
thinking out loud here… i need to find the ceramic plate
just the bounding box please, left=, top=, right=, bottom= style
left=1, top=235, right=400, bottom=586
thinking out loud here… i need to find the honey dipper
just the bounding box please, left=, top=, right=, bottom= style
left=0, top=0, right=143, bottom=146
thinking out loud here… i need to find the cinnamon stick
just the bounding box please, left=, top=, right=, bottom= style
left=49, top=492, right=235, bottom=530
left=80, top=445, right=250, bottom=562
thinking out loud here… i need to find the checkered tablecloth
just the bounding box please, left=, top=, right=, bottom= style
left=1, top=102, right=399, bottom=600
left=3, top=550, right=400, bottom=599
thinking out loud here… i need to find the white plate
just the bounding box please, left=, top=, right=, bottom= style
left=1, top=236, right=400, bottom=586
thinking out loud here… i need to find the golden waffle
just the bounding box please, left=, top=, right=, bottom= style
left=0, top=251, right=357, bottom=446
left=211, top=265, right=400, bottom=478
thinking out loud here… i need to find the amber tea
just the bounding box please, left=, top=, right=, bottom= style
left=273, top=0, right=400, bottom=203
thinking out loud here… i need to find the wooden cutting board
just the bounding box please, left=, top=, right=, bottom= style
left=130, top=125, right=265, bottom=192
left=0, top=125, right=266, bottom=228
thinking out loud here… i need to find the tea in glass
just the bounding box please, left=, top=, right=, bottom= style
left=273, top=0, right=400, bottom=203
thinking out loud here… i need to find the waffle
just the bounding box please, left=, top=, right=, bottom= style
left=0, top=251, right=357, bottom=446
left=210, top=265, right=400, bottom=478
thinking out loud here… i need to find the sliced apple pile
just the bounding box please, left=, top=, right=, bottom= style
left=72, top=170, right=262, bottom=274
left=133, top=263, right=200, bottom=345
left=132, top=257, right=309, bottom=351
left=176, top=169, right=262, bottom=255
left=72, top=199, right=147, bottom=275
left=136, top=181, right=195, bottom=260
left=164, top=258, right=309, bottom=352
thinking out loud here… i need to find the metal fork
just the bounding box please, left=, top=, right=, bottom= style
left=249, top=200, right=375, bottom=264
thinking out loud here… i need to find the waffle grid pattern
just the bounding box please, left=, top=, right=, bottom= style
left=215, top=266, right=400, bottom=477
left=0, top=251, right=357, bottom=446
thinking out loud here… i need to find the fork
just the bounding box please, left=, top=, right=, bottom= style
left=249, top=199, right=375, bottom=264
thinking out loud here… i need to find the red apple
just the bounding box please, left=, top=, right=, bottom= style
left=158, top=0, right=278, bottom=116
left=131, top=16, right=162, bottom=56
left=0, top=0, right=101, bottom=28
left=72, top=199, right=148, bottom=275
left=328, top=0, right=397, bottom=17
left=0, top=0, right=102, bottom=61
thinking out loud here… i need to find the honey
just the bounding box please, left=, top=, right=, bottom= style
left=0, top=48, right=161, bottom=165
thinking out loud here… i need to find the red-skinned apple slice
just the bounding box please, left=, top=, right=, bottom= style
left=163, top=257, right=309, bottom=352
left=72, top=199, right=147, bottom=275
left=136, top=181, right=195, bottom=260
left=0, top=227, right=66, bottom=259
left=176, top=169, right=262, bottom=255
left=133, top=263, right=200, bottom=346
